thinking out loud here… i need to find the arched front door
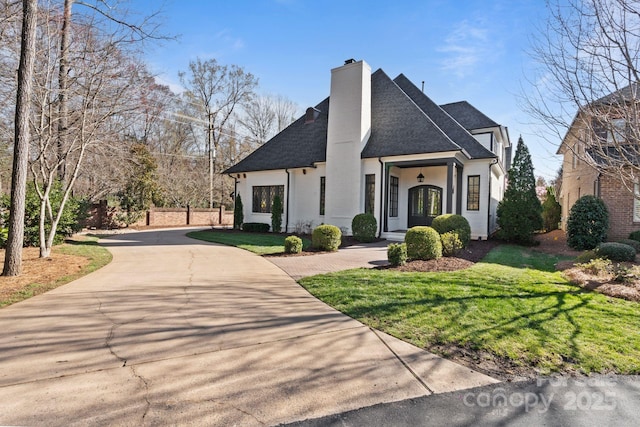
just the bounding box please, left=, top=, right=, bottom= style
left=408, top=185, right=442, bottom=227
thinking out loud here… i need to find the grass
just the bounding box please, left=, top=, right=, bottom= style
left=0, top=236, right=112, bottom=308
left=299, top=245, right=640, bottom=375
left=187, top=230, right=311, bottom=255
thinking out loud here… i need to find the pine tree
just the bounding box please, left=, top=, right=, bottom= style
left=497, top=136, right=543, bottom=244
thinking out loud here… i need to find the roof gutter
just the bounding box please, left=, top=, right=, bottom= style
left=285, top=169, right=290, bottom=233
left=228, top=174, right=239, bottom=229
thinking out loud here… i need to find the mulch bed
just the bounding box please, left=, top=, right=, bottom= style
left=383, top=238, right=500, bottom=272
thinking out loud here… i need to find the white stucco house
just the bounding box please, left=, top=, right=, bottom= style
left=225, top=59, right=511, bottom=240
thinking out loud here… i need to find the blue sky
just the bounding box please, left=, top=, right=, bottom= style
left=132, top=0, right=560, bottom=180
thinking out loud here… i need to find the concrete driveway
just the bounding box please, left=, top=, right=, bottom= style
left=0, top=228, right=496, bottom=426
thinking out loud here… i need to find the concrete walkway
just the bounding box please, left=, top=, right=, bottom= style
left=0, top=229, right=497, bottom=426
left=268, top=240, right=390, bottom=280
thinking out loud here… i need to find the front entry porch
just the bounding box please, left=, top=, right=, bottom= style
left=380, top=158, right=463, bottom=237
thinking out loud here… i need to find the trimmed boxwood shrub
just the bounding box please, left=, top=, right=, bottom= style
left=284, top=235, right=303, bottom=254
left=242, top=222, right=270, bottom=233
left=351, top=213, right=377, bottom=243
left=312, top=224, right=341, bottom=251
left=596, top=242, right=636, bottom=262
left=431, top=214, right=471, bottom=247
left=629, top=230, right=640, bottom=242
left=405, top=226, right=442, bottom=260
left=567, top=195, right=608, bottom=250
left=618, top=239, right=640, bottom=253
left=441, top=231, right=463, bottom=257
left=387, top=243, right=407, bottom=266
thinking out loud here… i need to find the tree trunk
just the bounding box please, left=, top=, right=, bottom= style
left=57, top=0, right=73, bottom=182
left=3, top=0, right=39, bottom=277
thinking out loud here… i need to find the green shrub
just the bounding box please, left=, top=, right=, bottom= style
left=271, top=195, right=283, bottom=233
left=405, top=226, right=442, bottom=260
left=351, top=213, right=377, bottom=243
left=387, top=243, right=407, bottom=266
left=574, top=250, right=598, bottom=264
left=567, top=195, right=608, bottom=250
left=441, top=231, right=464, bottom=257
left=242, top=222, right=270, bottom=233
left=284, top=235, right=303, bottom=254
left=234, top=194, right=244, bottom=230
left=576, top=258, right=612, bottom=276
left=596, top=242, right=636, bottom=262
left=431, top=214, right=471, bottom=247
left=617, top=239, right=640, bottom=253
left=312, top=224, right=341, bottom=251
left=541, top=188, right=561, bottom=231
left=629, top=230, right=640, bottom=242
left=0, top=181, right=83, bottom=248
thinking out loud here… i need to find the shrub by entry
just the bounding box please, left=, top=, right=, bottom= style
left=431, top=214, right=471, bottom=247
left=405, top=226, right=442, bottom=260
left=351, top=213, right=377, bottom=243
left=312, top=224, right=341, bottom=251
left=284, top=235, right=303, bottom=254
left=387, top=243, right=407, bottom=266
left=441, top=231, right=463, bottom=257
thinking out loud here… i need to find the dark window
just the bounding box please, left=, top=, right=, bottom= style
left=467, top=175, right=480, bottom=211
left=319, top=177, right=326, bottom=215
left=365, top=174, right=375, bottom=214
left=389, top=176, right=399, bottom=217
left=252, top=185, right=284, bottom=213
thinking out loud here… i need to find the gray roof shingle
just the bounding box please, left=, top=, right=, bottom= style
left=225, top=98, right=329, bottom=174
left=440, top=101, right=499, bottom=131
left=361, top=70, right=463, bottom=158
left=392, top=74, right=495, bottom=159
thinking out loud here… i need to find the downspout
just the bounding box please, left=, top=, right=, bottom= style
left=285, top=169, right=290, bottom=233
left=228, top=174, right=238, bottom=229
left=487, top=159, right=499, bottom=239
left=378, top=157, right=385, bottom=238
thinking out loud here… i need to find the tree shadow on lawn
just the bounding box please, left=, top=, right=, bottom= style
left=331, top=273, right=635, bottom=377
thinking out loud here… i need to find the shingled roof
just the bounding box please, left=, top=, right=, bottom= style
left=361, top=70, right=465, bottom=158
left=226, top=70, right=499, bottom=173
left=225, top=98, right=329, bottom=174
left=440, top=101, right=499, bottom=131
left=391, top=74, right=495, bottom=159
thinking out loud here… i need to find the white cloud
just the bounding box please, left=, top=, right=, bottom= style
left=215, top=29, right=245, bottom=51
left=438, top=20, right=495, bottom=78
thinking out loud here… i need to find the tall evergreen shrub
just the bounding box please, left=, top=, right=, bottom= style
left=271, top=195, right=283, bottom=233
left=234, top=194, right=244, bottom=230
left=496, top=136, right=543, bottom=244
left=541, top=187, right=561, bottom=231
left=567, top=195, right=608, bottom=250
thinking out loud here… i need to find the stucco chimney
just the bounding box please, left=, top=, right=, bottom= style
left=324, top=59, right=372, bottom=232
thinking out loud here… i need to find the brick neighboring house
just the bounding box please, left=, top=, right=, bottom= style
left=557, top=84, right=640, bottom=241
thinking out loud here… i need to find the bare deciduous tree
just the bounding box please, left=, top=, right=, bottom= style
left=239, top=93, right=299, bottom=145
left=525, top=0, right=640, bottom=194
left=179, top=58, right=257, bottom=208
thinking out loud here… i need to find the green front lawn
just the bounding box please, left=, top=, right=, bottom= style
left=187, top=230, right=311, bottom=255
left=299, top=245, right=640, bottom=375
